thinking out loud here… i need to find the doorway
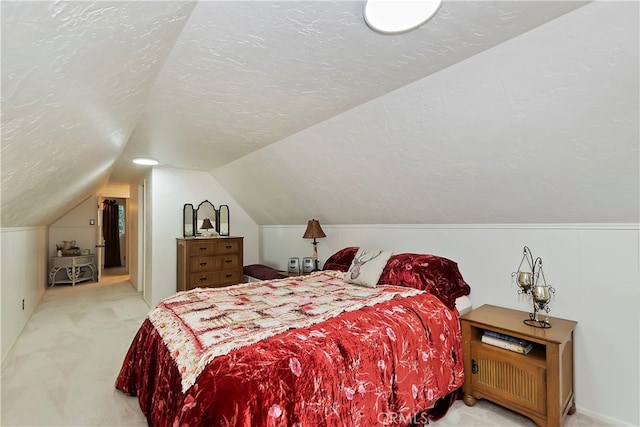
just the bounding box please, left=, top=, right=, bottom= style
left=99, top=197, right=129, bottom=279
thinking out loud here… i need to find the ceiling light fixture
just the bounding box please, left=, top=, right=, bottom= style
left=364, top=0, right=443, bottom=35
left=132, top=157, right=159, bottom=166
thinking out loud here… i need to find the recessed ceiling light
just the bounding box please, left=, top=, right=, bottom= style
left=364, top=0, right=443, bottom=35
left=132, top=157, right=159, bottom=166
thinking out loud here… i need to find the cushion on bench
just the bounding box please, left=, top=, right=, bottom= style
left=243, top=264, right=281, bottom=280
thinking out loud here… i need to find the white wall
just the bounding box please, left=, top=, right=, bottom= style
left=144, top=175, right=153, bottom=306
left=1, top=227, right=48, bottom=362
left=49, top=196, right=98, bottom=258
left=128, top=183, right=141, bottom=292
left=148, top=168, right=260, bottom=305
left=261, top=223, right=640, bottom=426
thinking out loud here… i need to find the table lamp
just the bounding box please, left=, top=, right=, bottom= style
left=302, top=219, right=326, bottom=271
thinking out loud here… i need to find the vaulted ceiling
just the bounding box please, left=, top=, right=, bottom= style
left=2, top=1, right=638, bottom=227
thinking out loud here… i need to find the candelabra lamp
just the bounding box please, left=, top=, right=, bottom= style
left=512, top=246, right=556, bottom=328
left=302, top=219, right=326, bottom=271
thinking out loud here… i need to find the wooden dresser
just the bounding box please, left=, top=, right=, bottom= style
left=176, top=237, right=244, bottom=291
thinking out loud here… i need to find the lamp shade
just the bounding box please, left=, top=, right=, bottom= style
left=200, top=218, right=214, bottom=230
left=303, top=219, right=326, bottom=239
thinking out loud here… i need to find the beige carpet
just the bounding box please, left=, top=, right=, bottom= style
left=1, top=274, right=607, bottom=426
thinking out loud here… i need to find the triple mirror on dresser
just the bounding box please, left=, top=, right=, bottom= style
left=183, top=204, right=195, bottom=237
left=182, top=200, right=231, bottom=237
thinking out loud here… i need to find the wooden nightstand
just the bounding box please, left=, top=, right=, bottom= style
left=461, top=304, right=577, bottom=427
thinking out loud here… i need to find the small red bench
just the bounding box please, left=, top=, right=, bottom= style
left=243, top=264, right=282, bottom=281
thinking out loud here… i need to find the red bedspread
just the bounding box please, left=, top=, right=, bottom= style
left=115, top=274, right=464, bottom=426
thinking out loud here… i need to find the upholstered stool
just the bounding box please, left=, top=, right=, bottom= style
left=243, top=264, right=282, bottom=282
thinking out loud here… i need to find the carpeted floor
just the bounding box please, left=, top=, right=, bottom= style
left=1, top=273, right=608, bottom=426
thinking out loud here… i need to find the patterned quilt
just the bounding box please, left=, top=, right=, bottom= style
left=116, top=271, right=465, bottom=426
left=149, top=271, right=422, bottom=392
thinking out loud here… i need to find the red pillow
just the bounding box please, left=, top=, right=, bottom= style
left=377, top=253, right=470, bottom=310
left=322, top=246, right=358, bottom=272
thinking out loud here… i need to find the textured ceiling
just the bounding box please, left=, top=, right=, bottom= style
left=113, top=0, right=590, bottom=179
left=212, top=1, right=639, bottom=225
left=2, top=1, right=638, bottom=227
left=1, top=1, right=197, bottom=227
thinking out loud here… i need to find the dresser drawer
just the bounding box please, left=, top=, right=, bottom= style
left=188, top=241, right=216, bottom=257
left=189, top=256, right=217, bottom=272
left=217, top=254, right=239, bottom=270
left=188, top=270, right=242, bottom=289
left=216, top=269, right=242, bottom=286
left=189, top=272, right=218, bottom=288
left=216, top=240, right=240, bottom=254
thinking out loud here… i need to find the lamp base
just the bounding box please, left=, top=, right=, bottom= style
left=524, top=304, right=552, bottom=328
left=312, top=239, right=320, bottom=272
left=523, top=318, right=551, bottom=328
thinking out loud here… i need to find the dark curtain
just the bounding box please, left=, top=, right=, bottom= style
left=103, top=199, right=121, bottom=268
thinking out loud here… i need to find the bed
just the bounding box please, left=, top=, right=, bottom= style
left=115, top=247, right=471, bottom=426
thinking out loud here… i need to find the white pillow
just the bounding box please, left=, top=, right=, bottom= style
left=345, top=248, right=393, bottom=287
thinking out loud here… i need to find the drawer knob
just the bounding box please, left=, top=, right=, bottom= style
left=199, top=276, right=207, bottom=282
left=199, top=247, right=207, bottom=251
left=225, top=274, right=232, bottom=278
left=225, top=245, right=232, bottom=249
left=200, top=262, right=207, bottom=267
left=225, top=259, right=232, bottom=264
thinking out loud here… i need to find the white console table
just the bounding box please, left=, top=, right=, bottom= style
left=49, top=255, right=97, bottom=286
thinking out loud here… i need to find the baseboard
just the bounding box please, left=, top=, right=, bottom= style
left=576, top=405, right=637, bottom=427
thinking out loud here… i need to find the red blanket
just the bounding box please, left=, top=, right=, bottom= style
left=116, top=275, right=464, bottom=426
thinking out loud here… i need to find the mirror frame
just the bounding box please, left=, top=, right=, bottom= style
left=195, top=200, right=216, bottom=236
left=183, top=204, right=195, bottom=237
left=217, top=204, right=230, bottom=236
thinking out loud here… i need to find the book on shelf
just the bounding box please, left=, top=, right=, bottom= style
left=483, top=330, right=529, bottom=347
left=481, top=333, right=534, bottom=355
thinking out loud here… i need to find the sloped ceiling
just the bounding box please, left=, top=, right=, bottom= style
left=2, top=1, right=638, bottom=228
left=213, top=0, right=640, bottom=225
left=1, top=1, right=197, bottom=227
